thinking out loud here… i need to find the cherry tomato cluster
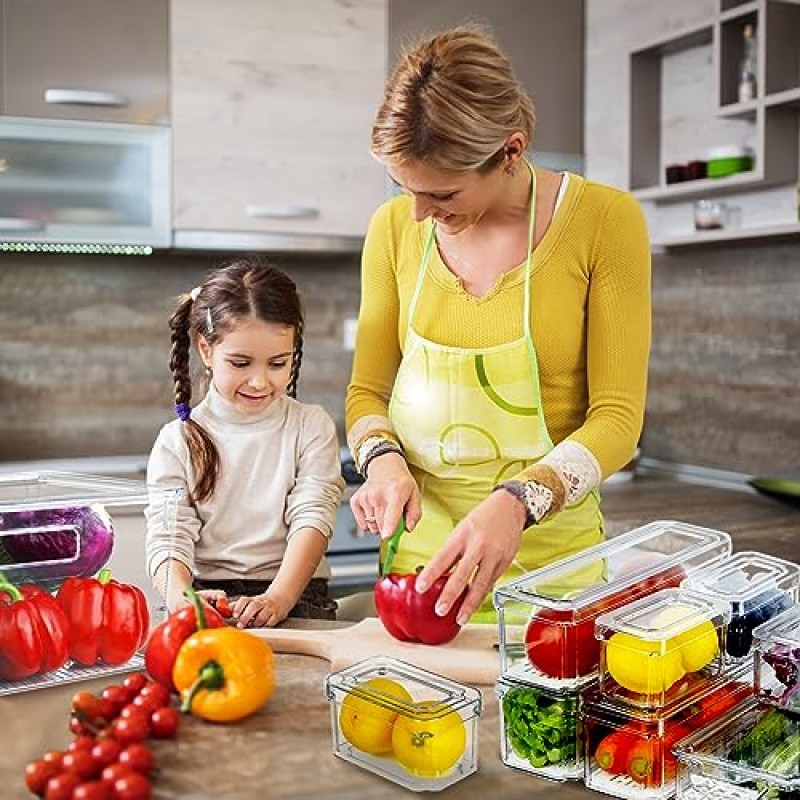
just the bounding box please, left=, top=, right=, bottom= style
left=24, top=672, right=180, bottom=800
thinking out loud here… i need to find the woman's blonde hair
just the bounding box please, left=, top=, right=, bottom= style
left=372, top=25, right=535, bottom=173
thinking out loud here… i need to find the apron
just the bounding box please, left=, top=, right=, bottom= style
left=387, top=163, right=605, bottom=623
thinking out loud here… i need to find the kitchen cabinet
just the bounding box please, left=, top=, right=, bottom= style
left=0, top=0, right=168, bottom=124
left=171, top=0, right=387, bottom=249
left=629, top=0, right=799, bottom=209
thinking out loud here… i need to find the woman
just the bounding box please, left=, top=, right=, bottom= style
left=345, top=26, right=650, bottom=624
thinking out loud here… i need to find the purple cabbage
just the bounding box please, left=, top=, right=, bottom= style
left=0, top=504, right=114, bottom=581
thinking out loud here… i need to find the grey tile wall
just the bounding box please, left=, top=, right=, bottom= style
left=0, top=250, right=360, bottom=461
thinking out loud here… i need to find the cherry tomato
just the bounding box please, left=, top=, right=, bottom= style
left=213, top=595, right=234, bottom=618
left=24, top=758, right=61, bottom=796
left=122, top=673, right=148, bottom=694
left=68, top=735, right=96, bottom=752
left=69, top=716, right=93, bottom=737
left=149, top=706, right=180, bottom=739
left=112, top=772, right=153, bottom=800
left=71, top=691, right=100, bottom=717
left=138, top=682, right=171, bottom=708
left=41, top=750, right=65, bottom=768
left=73, top=781, right=113, bottom=800
left=110, top=715, right=150, bottom=746
left=118, top=743, right=154, bottom=775
left=119, top=704, right=150, bottom=722
left=44, top=771, right=82, bottom=800
left=90, top=738, right=122, bottom=769
left=101, top=762, right=133, bottom=785
left=61, top=749, right=98, bottom=780
left=101, top=684, right=132, bottom=712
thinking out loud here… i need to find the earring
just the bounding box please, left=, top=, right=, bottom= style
left=504, top=160, right=517, bottom=177
left=205, top=366, right=212, bottom=377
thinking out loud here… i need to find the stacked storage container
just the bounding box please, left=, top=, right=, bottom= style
left=584, top=550, right=800, bottom=799
left=0, top=470, right=180, bottom=695
left=492, top=520, right=732, bottom=785
left=672, top=603, right=800, bottom=799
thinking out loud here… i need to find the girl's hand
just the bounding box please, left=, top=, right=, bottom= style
left=232, top=590, right=292, bottom=628
left=415, top=488, right=527, bottom=625
left=350, top=452, right=422, bottom=539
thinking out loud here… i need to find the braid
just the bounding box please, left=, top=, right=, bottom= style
left=288, top=316, right=304, bottom=399
left=168, top=295, right=220, bottom=505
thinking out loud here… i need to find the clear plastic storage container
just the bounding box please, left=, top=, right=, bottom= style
left=596, top=588, right=731, bottom=709
left=325, top=656, right=482, bottom=792
left=493, top=521, right=731, bottom=691
left=497, top=675, right=589, bottom=781
left=752, top=603, right=800, bottom=715
left=674, top=696, right=800, bottom=800
left=584, top=666, right=753, bottom=800
left=0, top=471, right=180, bottom=695
left=681, top=551, right=798, bottom=661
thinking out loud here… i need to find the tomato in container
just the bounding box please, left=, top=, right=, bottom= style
left=494, top=520, right=731, bottom=689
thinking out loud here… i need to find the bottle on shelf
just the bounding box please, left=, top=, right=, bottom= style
left=738, top=23, right=758, bottom=103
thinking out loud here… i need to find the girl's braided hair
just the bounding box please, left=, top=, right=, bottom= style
left=169, top=256, right=304, bottom=503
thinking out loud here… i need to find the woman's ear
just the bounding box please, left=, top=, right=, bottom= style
left=504, top=132, right=526, bottom=163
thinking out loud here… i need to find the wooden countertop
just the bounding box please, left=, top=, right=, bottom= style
left=0, top=476, right=796, bottom=798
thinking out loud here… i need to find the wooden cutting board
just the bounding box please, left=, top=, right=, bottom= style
left=249, top=617, right=501, bottom=685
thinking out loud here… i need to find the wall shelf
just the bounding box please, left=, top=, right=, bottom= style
left=652, top=221, right=800, bottom=248
left=629, top=0, right=800, bottom=206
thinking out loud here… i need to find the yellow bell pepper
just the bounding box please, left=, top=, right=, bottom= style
left=173, top=627, right=275, bottom=723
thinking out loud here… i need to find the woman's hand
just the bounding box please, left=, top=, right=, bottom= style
left=232, top=589, right=292, bottom=628
left=350, top=451, right=422, bottom=539
left=415, top=487, right=527, bottom=625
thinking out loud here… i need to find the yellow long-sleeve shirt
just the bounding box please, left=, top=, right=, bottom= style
left=346, top=173, right=651, bottom=480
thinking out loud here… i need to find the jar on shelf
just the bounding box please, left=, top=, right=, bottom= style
left=694, top=200, right=727, bottom=231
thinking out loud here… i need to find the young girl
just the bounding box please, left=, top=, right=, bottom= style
left=145, top=257, right=344, bottom=626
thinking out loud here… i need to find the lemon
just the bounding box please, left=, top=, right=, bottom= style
left=650, top=606, right=720, bottom=673
left=392, top=700, right=467, bottom=777
left=339, top=678, right=413, bottom=756
left=606, top=631, right=685, bottom=695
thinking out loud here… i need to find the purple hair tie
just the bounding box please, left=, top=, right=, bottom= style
left=174, top=402, right=192, bottom=422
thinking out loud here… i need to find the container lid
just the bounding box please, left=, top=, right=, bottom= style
left=0, top=471, right=181, bottom=511
left=594, top=587, right=730, bottom=640
left=752, top=603, right=800, bottom=651
left=325, top=656, right=482, bottom=719
left=673, top=695, right=800, bottom=789
left=584, top=661, right=752, bottom=722
left=493, top=520, right=731, bottom=615
left=681, top=551, right=800, bottom=616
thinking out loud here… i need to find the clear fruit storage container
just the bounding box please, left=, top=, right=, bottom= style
left=325, top=655, right=482, bottom=792
left=492, top=520, right=731, bottom=691
left=674, top=696, right=800, bottom=800
left=752, top=603, right=800, bottom=715
left=497, top=674, right=590, bottom=781
left=596, top=588, right=730, bottom=709
left=584, top=664, right=753, bottom=800
left=681, top=551, right=798, bottom=661
left=0, top=470, right=180, bottom=695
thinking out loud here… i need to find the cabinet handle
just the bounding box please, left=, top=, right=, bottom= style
left=0, top=217, right=45, bottom=233
left=44, top=89, right=128, bottom=108
left=245, top=204, right=319, bottom=220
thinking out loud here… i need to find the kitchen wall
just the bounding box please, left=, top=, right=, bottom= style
left=0, top=250, right=360, bottom=461
left=586, top=0, right=800, bottom=478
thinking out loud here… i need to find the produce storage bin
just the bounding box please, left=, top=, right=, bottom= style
left=584, top=665, right=753, bottom=799
left=0, top=470, right=180, bottom=695
left=674, top=696, right=800, bottom=800
left=753, top=603, right=800, bottom=714
left=493, top=520, right=731, bottom=691
left=325, top=656, right=482, bottom=792
left=681, top=551, right=798, bottom=661
left=596, top=588, right=730, bottom=709
left=497, top=674, right=589, bottom=781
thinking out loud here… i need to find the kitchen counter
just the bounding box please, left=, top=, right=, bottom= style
left=0, top=475, right=797, bottom=799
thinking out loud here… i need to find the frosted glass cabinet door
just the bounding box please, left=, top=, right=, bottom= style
left=0, top=117, right=170, bottom=247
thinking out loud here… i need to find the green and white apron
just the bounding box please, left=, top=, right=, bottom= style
left=387, top=164, right=604, bottom=623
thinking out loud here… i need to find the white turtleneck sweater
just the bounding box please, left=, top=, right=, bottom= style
left=145, top=385, right=344, bottom=582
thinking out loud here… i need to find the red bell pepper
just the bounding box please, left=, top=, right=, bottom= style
left=144, top=587, right=224, bottom=692
left=374, top=571, right=466, bottom=645
left=0, top=576, right=70, bottom=680
left=56, top=568, right=149, bottom=667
